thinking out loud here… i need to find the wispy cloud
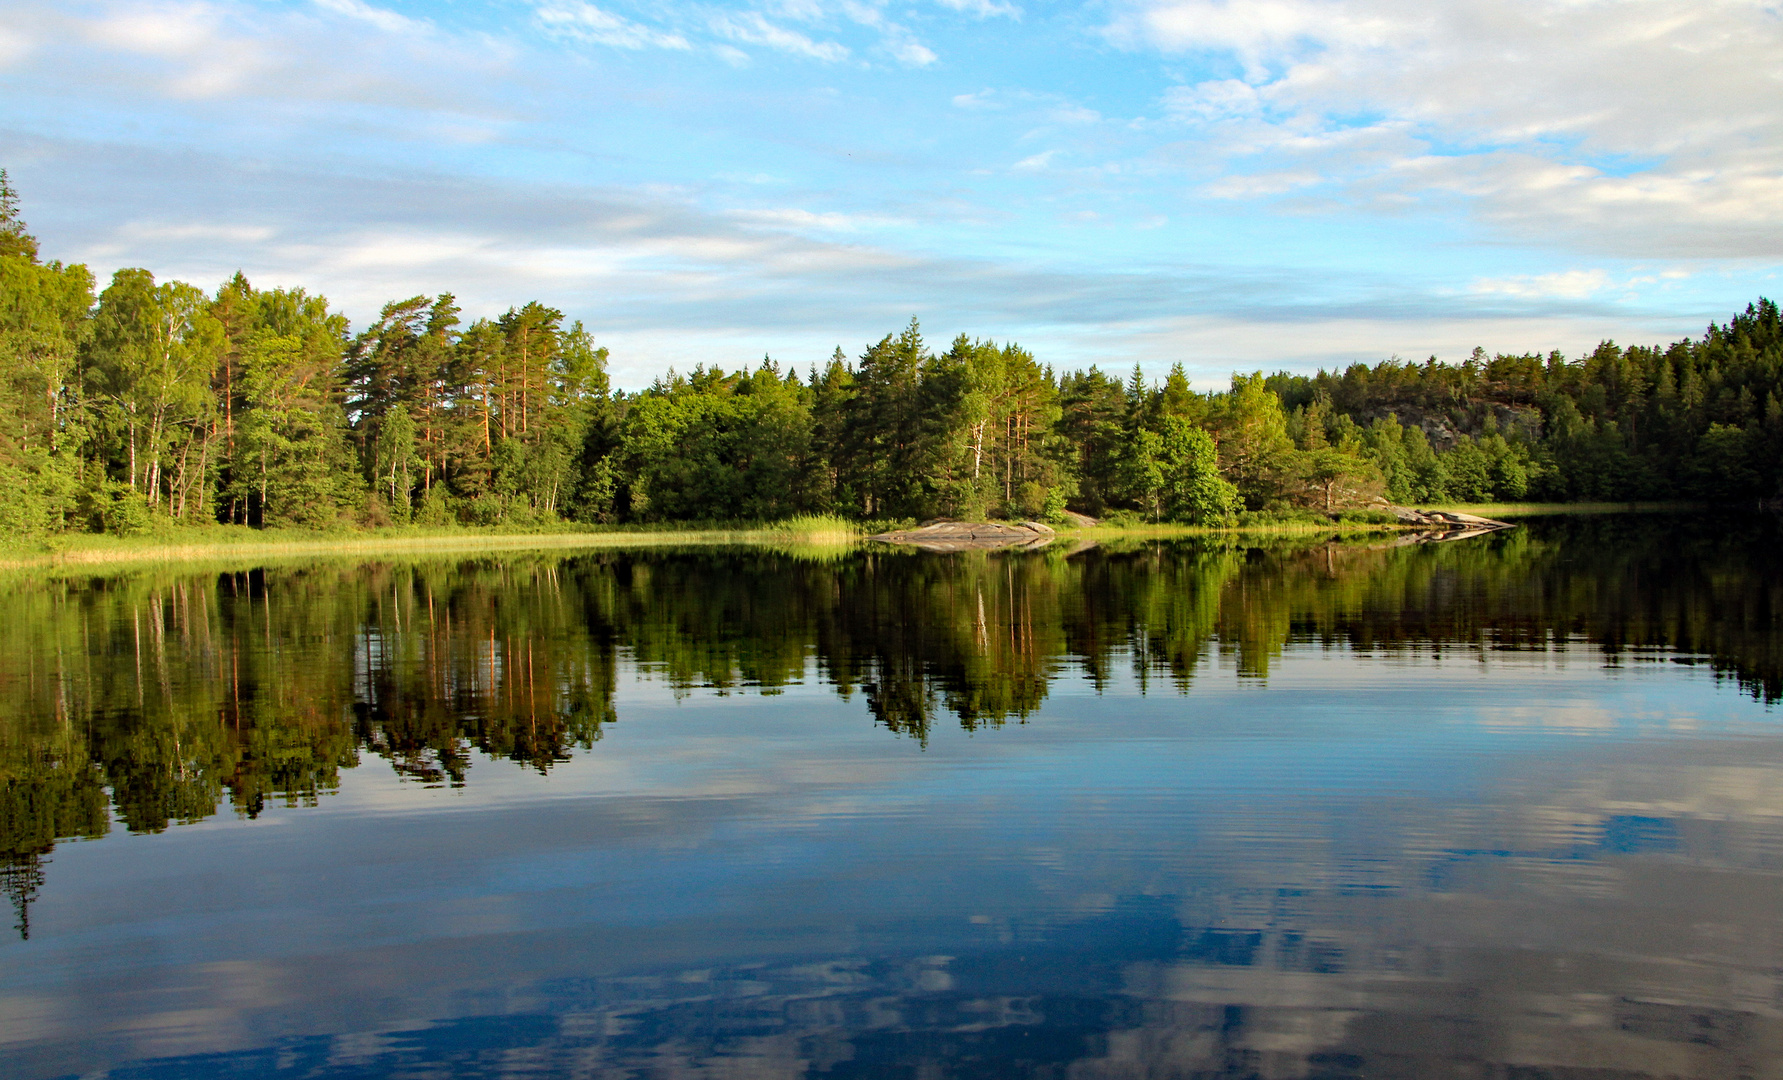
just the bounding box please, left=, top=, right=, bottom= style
left=934, top=0, right=1021, bottom=19
left=729, top=206, right=872, bottom=231
left=711, top=12, right=849, bottom=61
left=311, top=0, right=425, bottom=36
left=534, top=2, right=690, bottom=50
left=835, top=0, right=939, bottom=66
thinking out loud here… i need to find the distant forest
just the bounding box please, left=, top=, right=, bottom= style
left=2, top=170, right=1780, bottom=537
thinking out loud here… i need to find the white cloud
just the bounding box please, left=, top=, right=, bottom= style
left=82, top=2, right=224, bottom=55
left=1471, top=269, right=1611, bottom=300
left=0, top=24, right=33, bottom=66
left=1072, top=309, right=1697, bottom=389
left=729, top=207, right=867, bottom=231
left=1116, top=0, right=1783, bottom=257
left=889, top=39, right=938, bottom=66
left=24, top=0, right=512, bottom=111
left=711, top=12, right=849, bottom=61
left=72, top=2, right=278, bottom=99
left=1014, top=150, right=1057, bottom=170
left=119, top=221, right=278, bottom=243
left=1125, top=0, right=1398, bottom=80
left=1161, top=79, right=1259, bottom=122
left=534, top=2, right=691, bottom=50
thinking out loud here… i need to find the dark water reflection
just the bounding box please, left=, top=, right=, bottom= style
left=3, top=515, right=1782, bottom=1078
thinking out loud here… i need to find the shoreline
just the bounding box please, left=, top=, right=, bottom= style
left=1418, top=500, right=1709, bottom=518
left=0, top=501, right=1719, bottom=572
left=0, top=526, right=859, bottom=572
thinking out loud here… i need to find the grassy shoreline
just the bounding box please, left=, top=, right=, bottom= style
left=0, top=501, right=1718, bottom=571
left=0, top=517, right=864, bottom=571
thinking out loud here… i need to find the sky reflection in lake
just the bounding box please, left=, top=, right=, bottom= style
left=2, top=515, right=1781, bottom=1079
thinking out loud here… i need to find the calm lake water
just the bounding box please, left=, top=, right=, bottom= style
left=3, top=515, right=1782, bottom=1079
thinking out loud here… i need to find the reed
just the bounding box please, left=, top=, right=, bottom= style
left=0, top=517, right=867, bottom=572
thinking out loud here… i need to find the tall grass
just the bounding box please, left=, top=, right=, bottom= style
left=0, top=516, right=870, bottom=573
left=761, top=514, right=863, bottom=544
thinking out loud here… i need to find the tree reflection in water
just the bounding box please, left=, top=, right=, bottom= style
left=1, top=514, right=1781, bottom=1078
left=3, top=515, right=1780, bottom=928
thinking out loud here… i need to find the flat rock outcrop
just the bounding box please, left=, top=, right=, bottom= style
left=869, top=521, right=1057, bottom=552
left=1380, top=505, right=1516, bottom=540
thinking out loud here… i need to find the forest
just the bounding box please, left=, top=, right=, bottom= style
left=2, top=169, right=1780, bottom=539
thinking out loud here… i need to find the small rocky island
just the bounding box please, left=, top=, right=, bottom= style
left=871, top=507, right=1515, bottom=552
left=868, top=521, right=1061, bottom=552
left=1382, top=507, right=1516, bottom=541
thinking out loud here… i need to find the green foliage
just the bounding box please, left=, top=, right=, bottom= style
left=0, top=211, right=92, bottom=536
left=1213, top=372, right=1297, bottom=509
left=1289, top=447, right=1383, bottom=513
left=1335, top=508, right=1400, bottom=525
left=619, top=364, right=814, bottom=521
left=1115, top=426, right=1167, bottom=521
left=1057, top=366, right=1128, bottom=514
left=1159, top=418, right=1240, bottom=524
left=222, top=280, right=358, bottom=528
left=0, top=170, right=38, bottom=263
left=1269, top=301, right=1783, bottom=505
left=81, top=478, right=153, bottom=536
left=87, top=270, right=222, bottom=521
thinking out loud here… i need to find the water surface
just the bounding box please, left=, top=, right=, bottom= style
left=3, top=516, right=1781, bottom=1078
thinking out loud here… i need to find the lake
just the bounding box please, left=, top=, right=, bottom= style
left=3, top=514, right=1781, bottom=1079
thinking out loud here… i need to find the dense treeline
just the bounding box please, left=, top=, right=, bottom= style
left=2, top=172, right=1779, bottom=538
left=4, top=514, right=1780, bottom=934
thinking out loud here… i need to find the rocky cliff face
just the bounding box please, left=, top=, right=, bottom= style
left=1351, top=400, right=1543, bottom=451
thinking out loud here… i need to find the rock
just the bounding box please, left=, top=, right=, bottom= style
left=868, top=521, right=1060, bottom=552
left=1458, top=513, right=1513, bottom=530
left=1382, top=504, right=1516, bottom=532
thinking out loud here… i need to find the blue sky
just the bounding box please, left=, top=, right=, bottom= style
left=3, top=0, right=1780, bottom=387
